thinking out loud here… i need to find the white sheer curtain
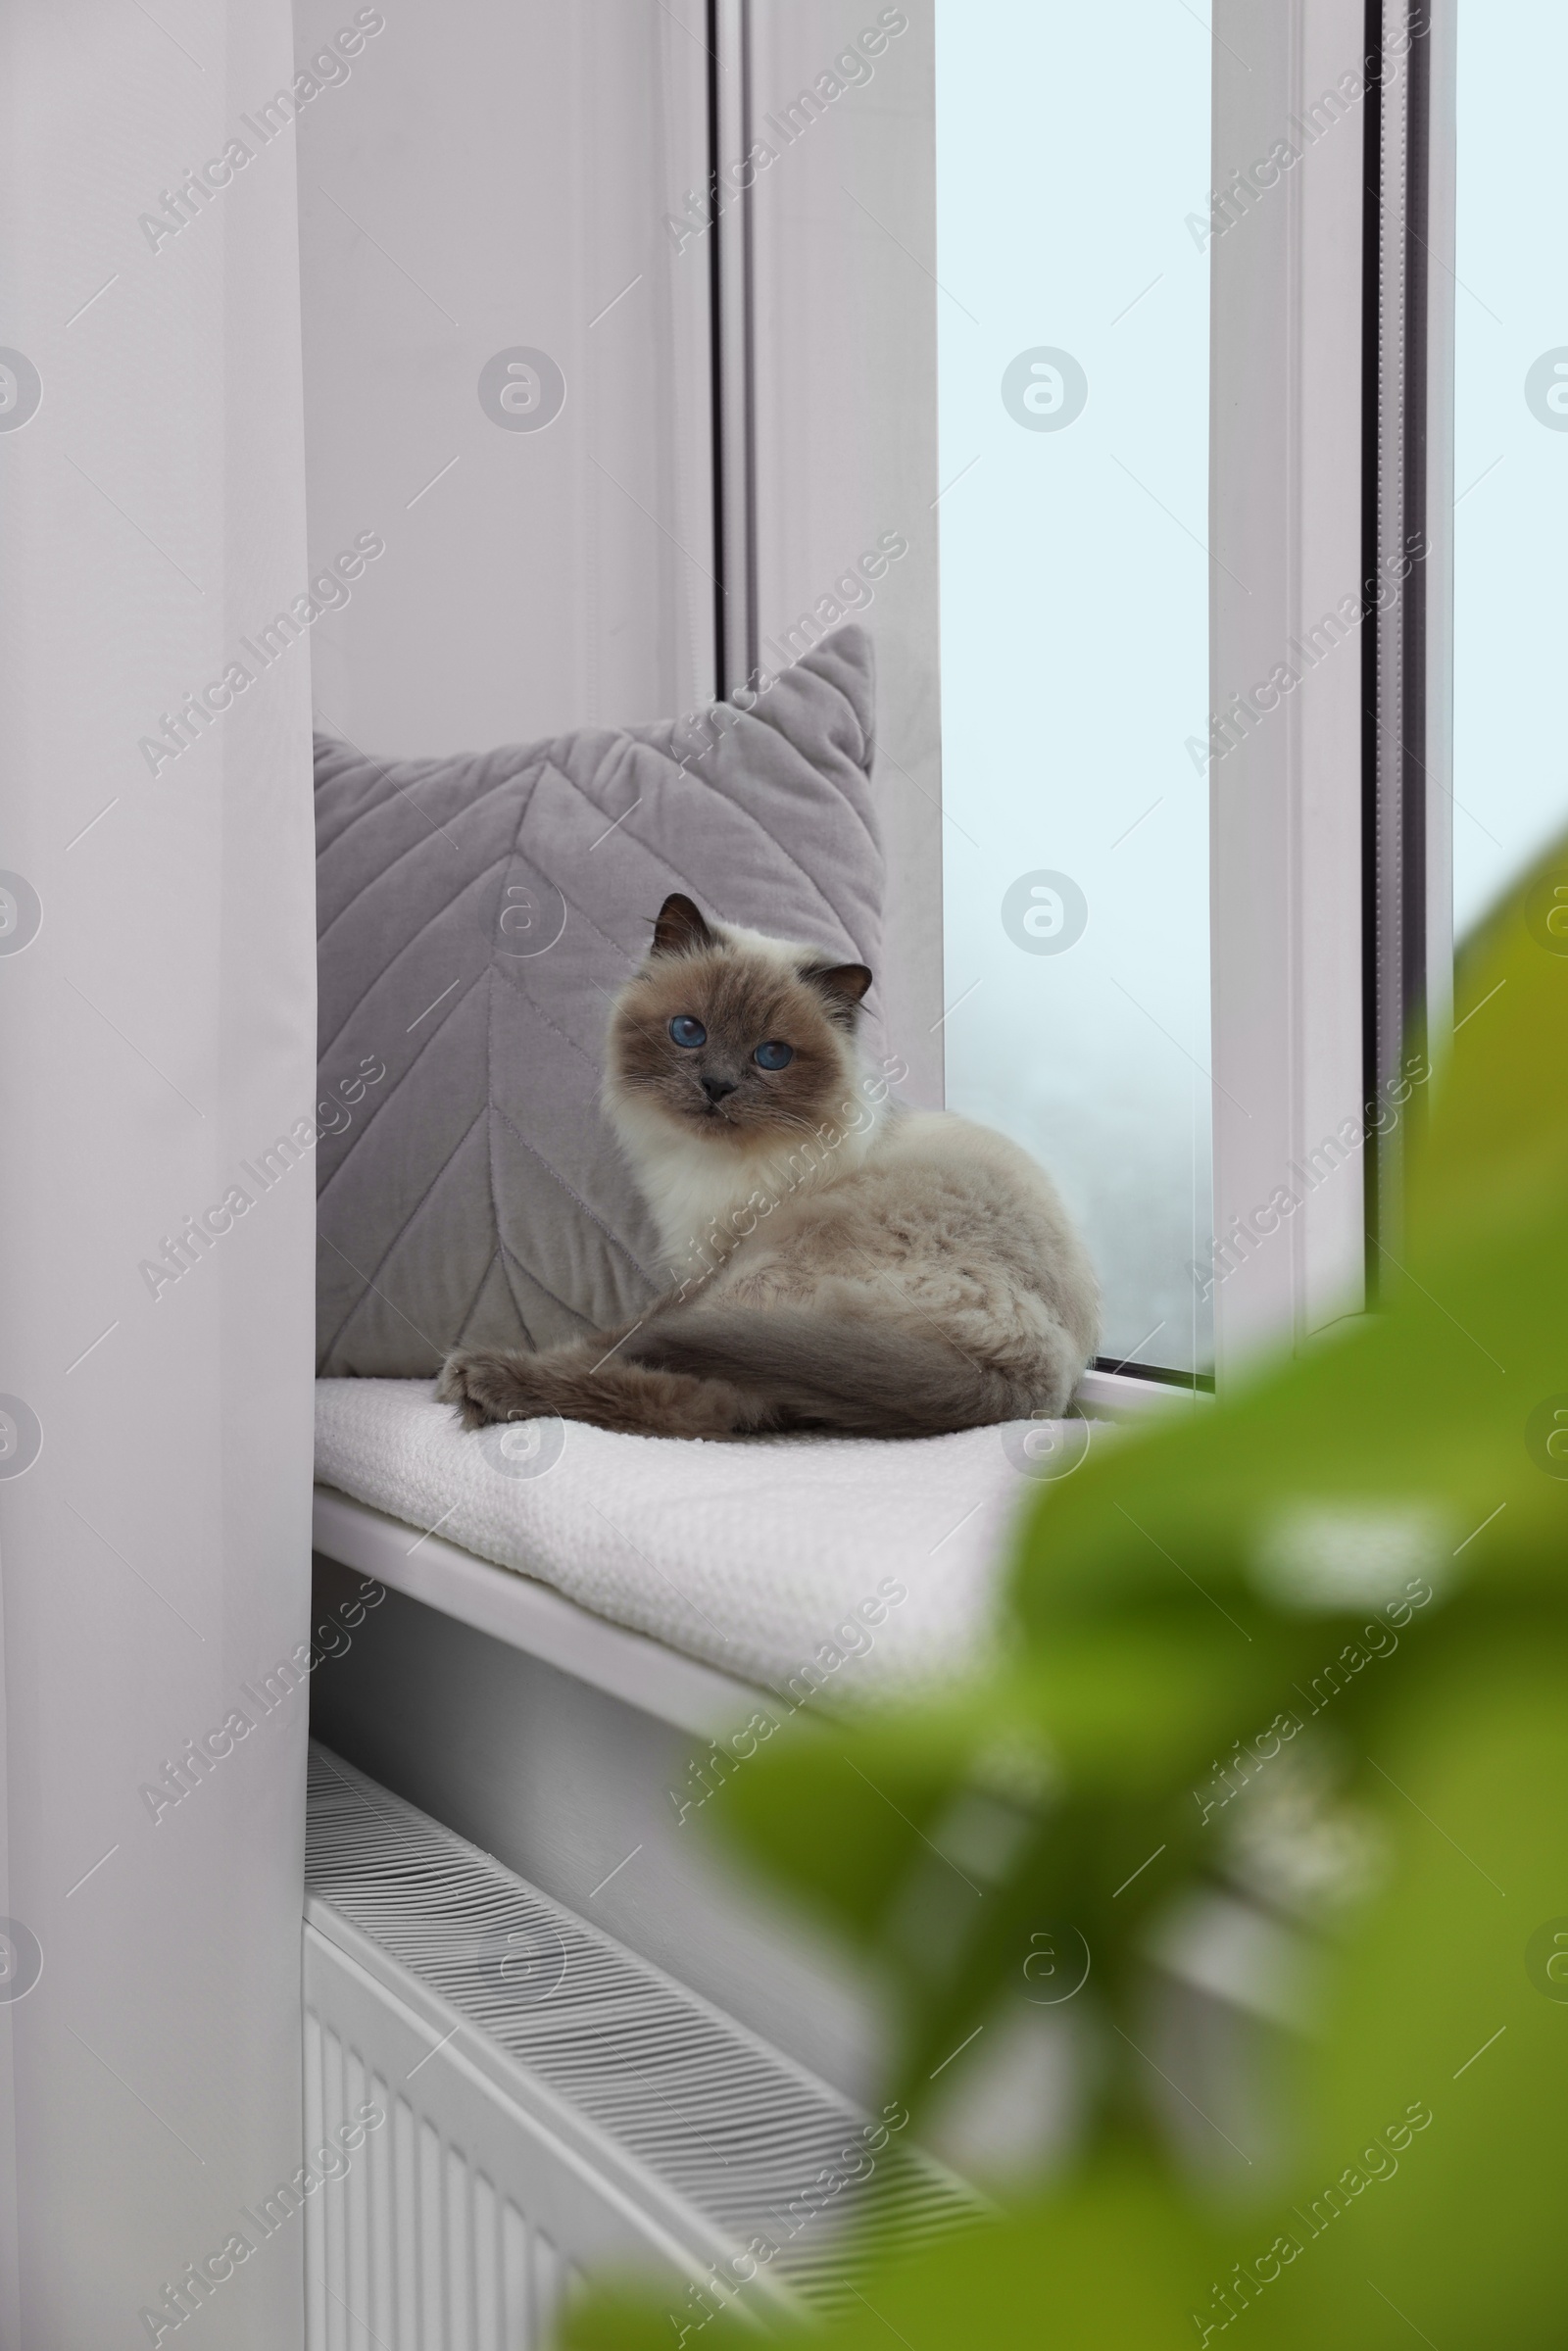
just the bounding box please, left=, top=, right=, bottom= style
left=0, top=4, right=316, bottom=2340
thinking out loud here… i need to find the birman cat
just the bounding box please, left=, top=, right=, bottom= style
left=438, top=893, right=1098, bottom=1440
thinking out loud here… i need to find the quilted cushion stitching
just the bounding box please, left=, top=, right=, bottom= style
left=451, top=1245, right=506, bottom=1351
left=480, top=975, right=527, bottom=1349
left=491, top=1217, right=537, bottom=1354
left=314, top=758, right=475, bottom=899
left=318, top=871, right=497, bottom=1069
left=321, top=758, right=545, bottom=1084
left=316, top=745, right=551, bottom=915
left=315, top=758, right=553, bottom=968
left=318, top=822, right=474, bottom=956
left=488, top=1094, right=658, bottom=1287
left=491, top=965, right=604, bottom=1079
left=695, top=777, right=869, bottom=942
left=318, top=969, right=492, bottom=1206
left=495, top=1233, right=597, bottom=1334
left=749, top=678, right=880, bottom=861
left=482, top=971, right=634, bottom=1339
left=318, top=1231, right=450, bottom=1368
left=548, top=747, right=869, bottom=951
left=529, top=761, right=834, bottom=959
left=512, top=774, right=650, bottom=966
left=318, top=1101, right=490, bottom=1362
left=522, top=738, right=869, bottom=965
left=543, top=861, right=646, bottom=968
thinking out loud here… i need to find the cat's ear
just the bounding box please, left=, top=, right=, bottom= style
left=651, top=893, right=718, bottom=957
left=804, top=961, right=873, bottom=1023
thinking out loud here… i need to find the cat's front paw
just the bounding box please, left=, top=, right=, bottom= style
left=436, top=1347, right=551, bottom=1431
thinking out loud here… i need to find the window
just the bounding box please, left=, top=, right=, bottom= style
left=1453, top=0, right=1568, bottom=935
left=934, top=0, right=1213, bottom=1382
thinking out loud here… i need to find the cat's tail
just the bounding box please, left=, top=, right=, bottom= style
left=621, top=1307, right=1047, bottom=1439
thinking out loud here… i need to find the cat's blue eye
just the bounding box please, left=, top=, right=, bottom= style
left=668, top=1016, right=707, bottom=1049
left=753, top=1040, right=794, bottom=1070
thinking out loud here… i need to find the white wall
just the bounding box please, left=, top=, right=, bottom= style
left=0, top=3, right=318, bottom=2339
left=293, top=0, right=946, bottom=1102
left=293, top=0, right=714, bottom=756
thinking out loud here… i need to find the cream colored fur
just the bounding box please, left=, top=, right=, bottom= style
left=441, top=908, right=1100, bottom=1438
left=602, top=916, right=1100, bottom=1420
left=644, top=1100, right=1099, bottom=1414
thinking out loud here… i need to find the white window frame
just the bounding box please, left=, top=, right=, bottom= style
left=710, top=0, right=1456, bottom=1400
left=1209, top=0, right=1454, bottom=1386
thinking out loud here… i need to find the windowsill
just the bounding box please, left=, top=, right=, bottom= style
left=314, top=1484, right=765, bottom=1739
left=1077, top=1365, right=1213, bottom=1417
left=312, top=1370, right=1204, bottom=1741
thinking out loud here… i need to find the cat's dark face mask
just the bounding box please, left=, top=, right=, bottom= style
left=607, top=893, right=872, bottom=1145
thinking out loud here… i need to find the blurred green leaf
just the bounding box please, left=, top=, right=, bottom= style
left=1263, top=1631, right=1568, bottom=2350
left=571, top=2161, right=1233, bottom=2350
left=568, top=840, right=1568, bottom=2349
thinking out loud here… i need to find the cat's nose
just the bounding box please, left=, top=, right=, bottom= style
left=701, top=1074, right=737, bottom=1104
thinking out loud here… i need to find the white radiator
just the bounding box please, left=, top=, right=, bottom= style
left=302, top=1745, right=978, bottom=2349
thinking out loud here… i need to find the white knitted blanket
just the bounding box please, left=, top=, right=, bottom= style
left=314, top=1380, right=1094, bottom=1699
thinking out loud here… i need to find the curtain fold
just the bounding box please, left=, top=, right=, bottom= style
left=0, top=4, right=316, bottom=2340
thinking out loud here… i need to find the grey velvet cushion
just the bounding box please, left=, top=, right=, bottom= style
left=316, top=623, right=885, bottom=1376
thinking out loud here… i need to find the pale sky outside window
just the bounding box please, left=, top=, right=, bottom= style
left=936, top=0, right=1213, bottom=1377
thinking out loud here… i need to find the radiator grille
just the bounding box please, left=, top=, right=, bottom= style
left=305, top=1742, right=980, bottom=2320
left=304, top=2002, right=580, bottom=2350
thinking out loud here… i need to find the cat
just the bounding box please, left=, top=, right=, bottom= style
left=437, top=892, right=1099, bottom=1441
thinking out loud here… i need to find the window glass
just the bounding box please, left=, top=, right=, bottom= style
left=935, top=0, right=1213, bottom=1377
left=1452, top=0, right=1568, bottom=938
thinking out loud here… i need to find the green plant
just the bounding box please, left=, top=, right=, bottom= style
left=569, top=843, right=1568, bottom=2349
